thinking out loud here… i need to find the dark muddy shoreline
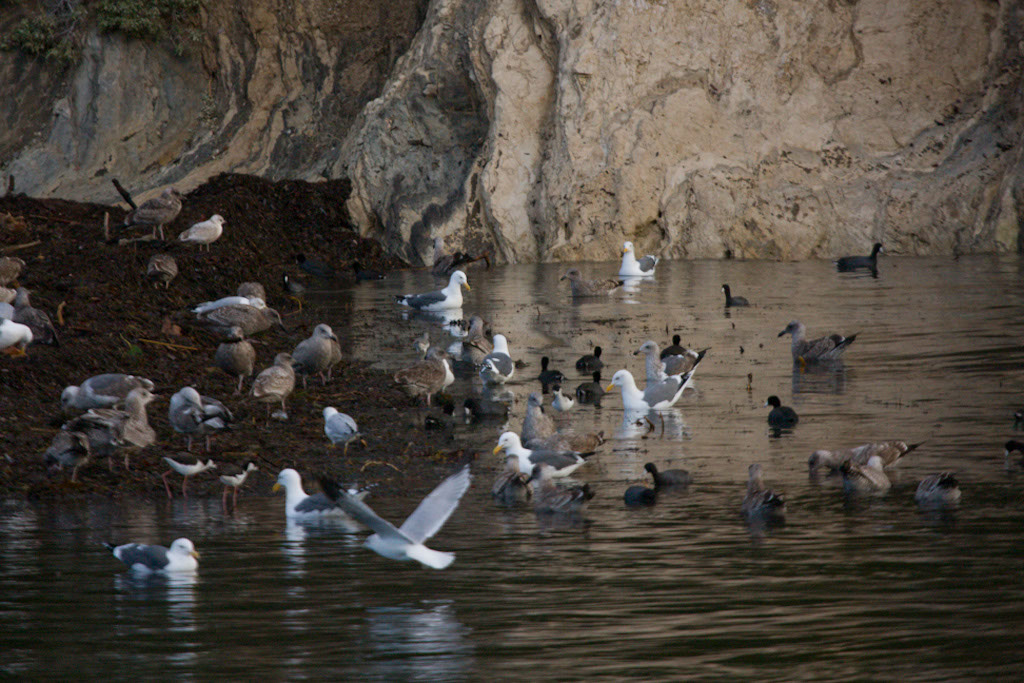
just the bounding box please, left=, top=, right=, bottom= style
left=0, top=173, right=471, bottom=503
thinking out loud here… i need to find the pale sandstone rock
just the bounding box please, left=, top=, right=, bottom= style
left=0, top=0, right=1020, bottom=261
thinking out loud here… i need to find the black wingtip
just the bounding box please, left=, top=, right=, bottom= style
left=103, top=542, right=116, bottom=552
left=318, top=476, right=341, bottom=502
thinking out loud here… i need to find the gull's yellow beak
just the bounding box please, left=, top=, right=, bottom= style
left=492, top=444, right=505, bottom=455
left=605, top=383, right=615, bottom=392
left=463, top=283, right=471, bottom=291
left=272, top=482, right=282, bottom=492
left=621, top=247, right=628, bottom=254
left=191, top=551, right=200, bottom=559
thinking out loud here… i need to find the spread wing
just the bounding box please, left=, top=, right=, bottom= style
left=398, top=465, right=471, bottom=544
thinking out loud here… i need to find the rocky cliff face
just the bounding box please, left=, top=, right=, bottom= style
left=2, top=0, right=1022, bottom=262
left=0, top=0, right=428, bottom=203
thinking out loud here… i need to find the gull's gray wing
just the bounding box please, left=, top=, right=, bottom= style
left=398, top=465, right=471, bottom=544
left=642, top=375, right=685, bottom=407
left=401, top=289, right=447, bottom=309
left=294, top=492, right=344, bottom=514
left=637, top=255, right=658, bottom=272
left=329, top=488, right=413, bottom=544
left=114, top=543, right=169, bottom=571
left=482, top=352, right=513, bottom=376
left=527, top=451, right=584, bottom=471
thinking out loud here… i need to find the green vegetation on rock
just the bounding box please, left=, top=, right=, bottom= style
left=1, top=0, right=201, bottom=63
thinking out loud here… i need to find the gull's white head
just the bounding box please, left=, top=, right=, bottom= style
left=622, top=241, right=635, bottom=254
left=169, top=538, right=200, bottom=560
left=450, top=270, right=470, bottom=291
left=493, top=431, right=522, bottom=455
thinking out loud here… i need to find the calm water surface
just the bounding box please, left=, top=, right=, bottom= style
left=4, top=256, right=1024, bottom=679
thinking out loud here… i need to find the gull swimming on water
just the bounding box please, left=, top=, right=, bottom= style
left=178, top=214, right=225, bottom=251
left=560, top=268, right=622, bottom=297
left=635, top=340, right=705, bottom=382
left=605, top=359, right=704, bottom=412
left=528, top=463, right=595, bottom=514
left=778, top=320, right=856, bottom=364
left=741, top=464, right=786, bottom=523
left=273, top=468, right=366, bottom=521
left=320, top=465, right=472, bottom=570
left=479, top=334, right=514, bottom=384
left=618, top=241, right=659, bottom=277
left=493, top=432, right=586, bottom=479
left=395, top=270, right=470, bottom=311
left=808, top=441, right=922, bottom=474
left=105, top=538, right=199, bottom=574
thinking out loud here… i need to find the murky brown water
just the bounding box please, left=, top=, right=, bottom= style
left=3, top=255, right=1024, bottom=679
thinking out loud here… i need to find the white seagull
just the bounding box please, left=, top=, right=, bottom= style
left=323, top=407, right=363, bottom=454
left=395, top=270, right=470, bottom=311
left=104, top=538, right=199, bottom=574
left=321, top=465, right=471, bottom=570
left=605, top=360, right=704, bottom=412
left=618, top=241, right=659, bottom=277
left=273, top=468, right=365, bottom=521
left=178, top=214, right=225, bottom=251
left=479, top=334, right=514, bottom=384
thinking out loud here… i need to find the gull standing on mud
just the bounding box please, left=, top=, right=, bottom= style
left=394, top=348, right=453, bottom=407
left=0, top=256, right=26, bottom=286
left=61, top=373, right=155, bottom=413
left=146, top=254, right=178, bottom=289
left=320, top=465, right=472, bottom=570
left=197, top=302, right=285, bottom=338
left=292, top=324, right=339, bottom=388
left=123, top=187, right=182, bottom=239
left=395, top=270, right=470, bottom=311
left=323, top=407, right=363, bottom=454
left=13, top=287, right=59, bottom=346
left=168, top=387, right=233, bottom=451
left=178, top=214, right=224, bottom=250
left=252, top=352, right=296, bottom=417
left=214, top=326, right=256, bottom=394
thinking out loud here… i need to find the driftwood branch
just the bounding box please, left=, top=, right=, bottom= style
left=111, top=178, right=137, bottom=210
left=1, top=240, right=41, bottom=254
